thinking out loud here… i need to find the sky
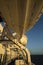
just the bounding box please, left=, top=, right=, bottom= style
left=26, top=14, right=43, bottom=55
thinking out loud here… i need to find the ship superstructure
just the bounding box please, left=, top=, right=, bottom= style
left=0, top=0, right=43, bottom=65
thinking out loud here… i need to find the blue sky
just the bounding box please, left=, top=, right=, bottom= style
left=26, top=14, right=43, bottom=55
